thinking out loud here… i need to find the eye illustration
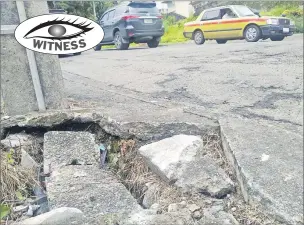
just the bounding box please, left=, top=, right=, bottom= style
left=23, top=18, right=94, bottom=40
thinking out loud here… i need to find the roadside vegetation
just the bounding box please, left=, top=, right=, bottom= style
left=260, top=5, right=303, bottom=33
left=48, top=1, right=303, bottom=45
left=161, top=3, right=303, bottom=44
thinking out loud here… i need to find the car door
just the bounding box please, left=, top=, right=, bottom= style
left=106, top=10, right=116, bottom=42
left=217, top=7, right=242, bottom=38
left=100, top=12, right=110, bottom=42
left=201, top=9, right=222, bottom=39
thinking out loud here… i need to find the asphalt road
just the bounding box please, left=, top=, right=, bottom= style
left=61, top=34, right=303, bottom=132
left=60, top=34, right=303, bottom=223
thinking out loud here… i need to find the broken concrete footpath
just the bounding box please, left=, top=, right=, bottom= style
left=43, top=131, right=99, bottom=174
left=44, top=131, right=141, bottom=223
left=220, top=116, right=303, bottom=225
left=139, top=134, right=234, bottom=198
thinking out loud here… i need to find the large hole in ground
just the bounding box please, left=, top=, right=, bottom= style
left=1, top=119, right=285, bottom=225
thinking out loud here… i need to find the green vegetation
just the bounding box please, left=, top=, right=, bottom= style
left=161, top=15, right=197, bottom=44
left=260, top=5, right=303, bottom=33
left=49, top=1, right=303, bottom=45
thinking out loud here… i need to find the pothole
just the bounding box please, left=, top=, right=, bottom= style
left=0, top=112, right=286, bottom=225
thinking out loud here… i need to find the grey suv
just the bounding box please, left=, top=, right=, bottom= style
left=94, top=1, right=164, bottom=50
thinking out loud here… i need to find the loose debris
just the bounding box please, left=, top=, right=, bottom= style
left=0, top=113, right=289, bottom=225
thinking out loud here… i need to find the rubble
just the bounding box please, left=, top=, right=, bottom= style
left=14, top=207, right=85, bottom=225
left=139, top=134, right=234, bottom=198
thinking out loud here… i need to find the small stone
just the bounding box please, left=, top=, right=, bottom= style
left=179, top=201, right=187, bottom=207
left=25, top=205, right=40, bottom=217
left=21, top=150, right=38, bottom=170
left=150, top=203, right=160, bottom=210
left=187, top=204, right=200, bottom=212
left=168, top=203, right=179, bottom=212
left=16, top=207, right=84, bottom=225
left=193, top=210, right=202, bottom=220
left=231, top=207, right=237, bottom=212
left=13, top=205, right=29, bottom=213
left=150, top=203, right=162, bottom=214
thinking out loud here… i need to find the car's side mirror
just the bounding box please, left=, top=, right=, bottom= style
left=281, top=14, right=286, bottom=17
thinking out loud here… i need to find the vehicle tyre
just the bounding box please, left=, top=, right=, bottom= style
left=114, top=31, right=129, bottom=50
left=216, top=39, right=227, bottom=44
left=94, top=44, right=102, bottom=51
left=270, top=36, right=285, bottom=41
left=244, top=25, right=261, bottom=42
left=193, top=30, right=205, bottom=45
left=147, top=38, right=160, bottom=48
left=73, top=52, right=81, bottom=56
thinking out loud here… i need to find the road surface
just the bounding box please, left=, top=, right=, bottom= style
left=60, top=35, right=303, bottom=224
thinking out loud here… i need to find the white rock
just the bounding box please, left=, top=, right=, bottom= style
left=139, top=135, right=234, bottom=198
left=21, top=150, right=38, bottom=169
left=1, top=134, right=32, bottom=148
left=13, top=205, right=29, bottom=213
left=187, top=204, right=200, bottom=212
left=168, top=202, right=186, bottom=212
left=15, top=207, right=84, bottom=225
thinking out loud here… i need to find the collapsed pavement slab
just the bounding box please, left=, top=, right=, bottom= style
left=44, top=131, right=141, bottom=222
left=46, top=165, right=141, bottom=223
left=139, top=134, right=234, bottom=198
left=43, top=131, right=99, bottom=174
left=220, top=116, right=303, bottom=225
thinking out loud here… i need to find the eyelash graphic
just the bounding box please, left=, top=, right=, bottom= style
left=24, top=17, right=94, bottom=40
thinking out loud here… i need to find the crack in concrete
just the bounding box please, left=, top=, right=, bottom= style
left=250, top=92, right=302, bottom=109
left=155, top=74, right=177, bottom=88
left=233, top=110, right=302, bottom=127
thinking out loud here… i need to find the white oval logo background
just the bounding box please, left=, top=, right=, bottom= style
left=15, top=14, right=104, bottom=55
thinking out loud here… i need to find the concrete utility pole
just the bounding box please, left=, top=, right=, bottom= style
left=92, top=1, right=97, bottom=19
left=0, top=1, right=65, bottom=116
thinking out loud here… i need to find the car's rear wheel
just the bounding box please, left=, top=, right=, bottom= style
left=244, top=25, right=261, bottom=42
left=147, top=38, right=160, bottom=48
left=94, top=44, right=102, bottom=51
left=216, top=39, right=227, bottom=44
left=193, top=30, right=205, bottom=45
left=114, top=31, right=129, bottom=50
left=270, top=36, right=285, bottom=41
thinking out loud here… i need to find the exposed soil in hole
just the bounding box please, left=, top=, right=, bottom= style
left=1, top=119, right=285, bottom=225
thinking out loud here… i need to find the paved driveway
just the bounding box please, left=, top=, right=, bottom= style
left=60, top=35, right=303, bottom=224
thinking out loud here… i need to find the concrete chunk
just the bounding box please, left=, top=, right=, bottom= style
left=46, top=165, right=141, bottom=222
left=220, top=117, right=303, bottom=225
left=15, top=207, right=84, bottom=225
left=43, top=131, right=98, bottom=174
left=139, top=134, right=234, bottom=197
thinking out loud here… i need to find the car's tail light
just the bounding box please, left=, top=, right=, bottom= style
left=122, top=15, right=139, bottom=20
left=157, top=16, right=162, bottom=19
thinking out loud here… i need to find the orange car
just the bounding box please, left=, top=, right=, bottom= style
left=183, top=5, right=296, bottom=44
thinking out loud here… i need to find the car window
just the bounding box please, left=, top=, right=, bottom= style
left=115, top=6, right=127, bottom=17
left=201, top=9, right=221, bottom=21
left=128, top=2, right=159, bottom=14
left=100, top=12, right=109, bottom=23
left=233, top=5, right=257, bottom=17
left=221, top=8, right=238, bottom=19
left=108, top=10, right=115, bottom=20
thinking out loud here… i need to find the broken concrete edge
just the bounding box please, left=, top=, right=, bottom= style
left=220, top=125, right=294, bottom=225
left=0, top=110, right=219, bottom=141
left=0, top=110, right=287, bottom=224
